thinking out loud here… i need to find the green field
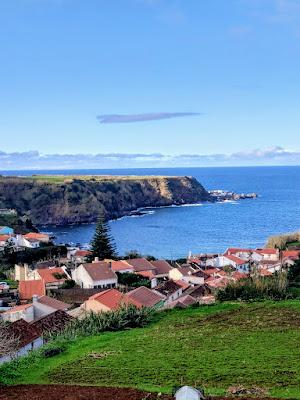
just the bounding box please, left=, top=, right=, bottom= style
left=2, top=301, right=300, bottom=398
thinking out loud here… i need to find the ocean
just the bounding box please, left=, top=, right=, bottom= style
left=2, top=166, right=300, bottom=259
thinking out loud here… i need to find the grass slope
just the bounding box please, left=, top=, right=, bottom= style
left=3, top=301, right=300, bottom=398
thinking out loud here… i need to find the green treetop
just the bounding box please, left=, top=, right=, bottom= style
left=89, top=214, right=117, bottom=261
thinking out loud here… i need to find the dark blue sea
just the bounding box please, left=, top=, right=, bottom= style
left=2, top=166, right=300, bottom=259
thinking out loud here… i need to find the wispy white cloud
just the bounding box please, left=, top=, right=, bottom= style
left=97, top=112, right=201, bottom=124
left=0, top=146, right=299, bottom=170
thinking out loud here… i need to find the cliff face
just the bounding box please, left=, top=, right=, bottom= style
left=0, top=176, right=212, bottom=225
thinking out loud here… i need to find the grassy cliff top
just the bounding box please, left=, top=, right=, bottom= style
left=0, top=175, right=190, bottom=184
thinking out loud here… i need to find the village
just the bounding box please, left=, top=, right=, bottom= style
left=1, top=221, right=299, bottom=366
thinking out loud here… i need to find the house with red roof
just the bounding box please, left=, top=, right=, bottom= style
left=82, top=288, right=139, bottom=313
left=37, top=267, right=70, bottom=290
left=23, top=232, right=50, bottom=244
left=32, top=295, right=71, bottom=319
left=108, top=260, right=134, bottom=274
left=0, top=319, right=43, bottom=365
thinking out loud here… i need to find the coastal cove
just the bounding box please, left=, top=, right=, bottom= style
left=2, top=166, right=300, bottom=259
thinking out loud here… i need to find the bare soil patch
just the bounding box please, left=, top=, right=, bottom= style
left=0, top=385, right=282, bottom=400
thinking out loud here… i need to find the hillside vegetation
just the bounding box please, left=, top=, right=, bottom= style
left=266, top=231, right=300, bottom=249
left=0, top=175, right=211, bottom=225
left=2, top=301, right=300, bottom=398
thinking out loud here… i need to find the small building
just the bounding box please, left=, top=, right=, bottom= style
left=0, top=319, right=43, bottom=364
left=23, top=232, right=50, bottom=244
left=0, top=226, right=14, bottom=235
left=82, top=288, right=139, bottom=313
left=127, top=286, right=165, bottom=308
left=175, top=386, right=205, bottom=400
left=153, top=280, right=183, bottom=304
left=37, top=267, right=70, bottom=290
left=32, top=295, right=71, bottom=320
left=72, top=261, right=118, bottom=289
left=1, top=304, right=35, bottom=323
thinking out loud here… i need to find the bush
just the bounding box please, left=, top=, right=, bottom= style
left=52, top=305, right=154, bottom=341
left=217, top=273, right=289, bottom=302
left=42, top=346, right=65, bottom=358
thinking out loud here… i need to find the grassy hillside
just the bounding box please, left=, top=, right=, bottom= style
left=2, top=301, right=300, bottom=398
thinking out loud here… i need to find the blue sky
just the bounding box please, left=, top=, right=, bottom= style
left=0, top=0, right=300, bottom=168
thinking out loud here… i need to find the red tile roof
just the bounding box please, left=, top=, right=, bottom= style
left=88, top=289, right=139, bottom=310
left=2, top=304, right=33, bottom=314
left=171, top=295, right=195, bottom=308
left=23, top=232, right=49, bottom=240
left=37, top=295, right=71, bottom=311
left=203, top=268, right=220, bottom=275
left=224, top=248, right=252, bottom=255
left=125, top=258, right=156, bottom=272
left=109, top=260, right=134, bottom=272
left=37, top=268, right=67, bottom=284
left=283, top=250, right=300, bottom=259
left=136, top=270, right=156, bottom=279
left=5, top=319, right=41, bottom=349
left=31, top=310, right=73, bottom=335
left=175, top=280, right=190, bottom=290
left=74, top=250, right=92, bottom=257
left=150, top=260, right=172, bottom=275
left=232, top=271, right=249, bottom=280
left=19, top=279, right=46, bottom=300
left=259, top=269, right=273, bottom=276
left=0, top=234, right=10, bottom=242
left=226, top=254, right=247, bottom=265
left=256, top=248, right=278, bottom=255
left=127, top=286, right=164, bottom=308
left=82, top=262, right=117, bottom=282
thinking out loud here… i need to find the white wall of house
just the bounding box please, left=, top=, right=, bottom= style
left=72, top=265, right=117, bottom=289
left=32, top=298, right=57, bottom=319
left=1, top=305, right=34, bottom=323
left=0, top=338, right=44, bottom=365
left=168, top=268, right=183, bottom=281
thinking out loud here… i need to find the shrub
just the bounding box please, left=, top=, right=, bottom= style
left=51, top=305, right=154, bottom=341
left=217, top=273, right=289, bottom=302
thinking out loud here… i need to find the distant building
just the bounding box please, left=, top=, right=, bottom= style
left=0, top=226, right=14, bottom=235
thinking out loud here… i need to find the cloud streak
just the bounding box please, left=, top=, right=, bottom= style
left=97, top=112, right=201, bottom=124
left=0, top=147, right=299, bottom=170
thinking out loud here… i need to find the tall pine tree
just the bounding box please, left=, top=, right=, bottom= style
left=89, top=213, right=117, bottom=261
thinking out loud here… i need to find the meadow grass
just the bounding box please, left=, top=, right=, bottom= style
left=2, top=301, right=300, bottom=398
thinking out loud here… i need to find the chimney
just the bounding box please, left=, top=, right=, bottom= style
left=32, top=295, right=39, bottom=303
left=93, top=257, right=99, bottom=263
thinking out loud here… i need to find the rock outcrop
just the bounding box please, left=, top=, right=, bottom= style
left=0, top=175, right=212, bottom=225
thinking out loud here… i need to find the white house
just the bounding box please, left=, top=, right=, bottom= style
left=72, top=261, right=118, bottom=289
left=169, top=266, right=205, bottom=285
